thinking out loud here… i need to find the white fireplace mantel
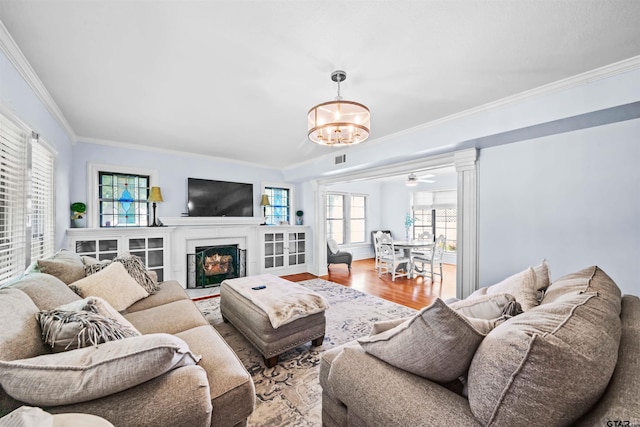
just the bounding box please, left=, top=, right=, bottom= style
left=162, top=217, right=263, bottom=227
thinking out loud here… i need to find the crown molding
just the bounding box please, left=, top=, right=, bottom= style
left=371, top=55, right=640, bottom=145
left=0, top=20, right=76, bottom=142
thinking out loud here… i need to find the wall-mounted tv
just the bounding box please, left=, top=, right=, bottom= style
left=187, top=178, right=254, bottom=217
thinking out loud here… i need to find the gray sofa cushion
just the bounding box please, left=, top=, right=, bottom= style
left=124, top=299, right=209, bottom=335
left=124, top=280, right=189, bottom=313
left=0, top=333, right=200, bottom=406
left=467, top=266, right=622, bottom=426
left=36, top=249, right=86, bottom=284
left=176, top=325, right=255, bottom=426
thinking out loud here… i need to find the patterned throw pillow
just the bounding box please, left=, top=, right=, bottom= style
left=113, top=254, right=160, bottom=294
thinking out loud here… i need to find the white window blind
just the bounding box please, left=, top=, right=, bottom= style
left=412, top=190, right=457, bottom=210
left=0, top=114, right=28, bottom=283
left=31, top=138, right=55, bottom=261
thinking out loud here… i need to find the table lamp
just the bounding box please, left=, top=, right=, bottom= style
left=148, top=186, right=164, bottom=227
left=260, top=194, right=270, bottom=225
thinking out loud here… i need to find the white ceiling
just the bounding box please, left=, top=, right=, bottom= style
left=1, top=1, right=639, bottom=169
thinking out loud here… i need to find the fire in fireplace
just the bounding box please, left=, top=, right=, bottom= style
left=187, top=244, right=245, bottom=288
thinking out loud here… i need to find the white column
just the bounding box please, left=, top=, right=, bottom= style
left=454, top=148, right=479, bottom=299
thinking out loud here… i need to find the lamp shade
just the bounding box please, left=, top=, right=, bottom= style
left=260, top=194, right=271, bottom=207
left=148, top=187, right=164, bottom=203
left=307, top=100, right=370, bottom=146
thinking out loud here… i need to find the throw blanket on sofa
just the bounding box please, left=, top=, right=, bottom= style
left=222, top=274, right=329, bottom=328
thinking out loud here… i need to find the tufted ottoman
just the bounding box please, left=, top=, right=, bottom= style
left=220, top=274, right=328, bottom=367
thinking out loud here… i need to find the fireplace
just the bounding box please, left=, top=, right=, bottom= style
left=187, top=244, right=246, bottom=288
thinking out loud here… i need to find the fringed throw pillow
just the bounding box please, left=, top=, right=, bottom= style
left=113, top=253, right=160, bottom=294
left=38, top=309, right=139, bottom=352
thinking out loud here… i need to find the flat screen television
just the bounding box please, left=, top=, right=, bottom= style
left=187, top=178, right=254, bottom=217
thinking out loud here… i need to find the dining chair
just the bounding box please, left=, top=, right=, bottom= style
left=373, top=230, right=385, bottom=269
left=377, top=233, right=410, bottom=281
left=410, top=231, right=434, bottom=258
left=412, top=234, right=445, bottom=289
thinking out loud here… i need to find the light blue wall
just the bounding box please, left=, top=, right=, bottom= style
left=478, top=118, right=640, bottom=295
left=0, top=51, right=74, bottom=250
left=71, top=141, right=289, bottom=218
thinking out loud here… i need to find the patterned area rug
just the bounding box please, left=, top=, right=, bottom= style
left=195, top=279, right=416, bottom=427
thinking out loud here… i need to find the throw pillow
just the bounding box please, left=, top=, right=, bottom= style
left=357, top=298, right=491, bottom=382
left=479, top=267, right=538, bottom=311
left=35, top=249, right=85, bottom=284
left=84, top=259, right=112, bottom=276
left=0, top=333, right=201, bottom=406
left=71, top=262, right=149, bottom=311
left=8, top=272, right=81, bottom=310
left=38, top=309, right=139, bottom=352
left=327, top=239, right=340, bottom=255
left=113, top=253, right=159, bottom=294
left=37, top=257, right=86, bottom=285
left=0, top=289, right=51, bottom=361
left=448, top=293, right=520, bottom=319
left=532, top=258, right=551, bottom=292
left=467, top=266, right=622, bottom=426
left=39, top=297, right=141, bottom=352
left=63, top=296, right=139, bottom=332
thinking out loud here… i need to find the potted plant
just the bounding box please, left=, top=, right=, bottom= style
left=70, top=202, right=87, bottom=228
left=296, top=210, right=304, bottom=225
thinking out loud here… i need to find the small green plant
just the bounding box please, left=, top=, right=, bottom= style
left=71, top=202, right=87, bottom=220
left=296, top=210, right=303, bottom=217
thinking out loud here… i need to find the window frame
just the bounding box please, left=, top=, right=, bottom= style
left=87, top=163, right=158, bottom=228
left=326, top=191, right=368, bottom=245
left=261, top=182, right=295, bottom=226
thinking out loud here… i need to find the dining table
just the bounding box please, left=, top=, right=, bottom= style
left=393, top=239, right=435, bottom=279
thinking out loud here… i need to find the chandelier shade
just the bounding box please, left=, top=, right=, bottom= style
left=307, top=70, right=370, bottom=146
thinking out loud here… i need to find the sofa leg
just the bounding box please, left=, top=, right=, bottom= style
left=312, top=335, right=325, bottom=346
left=265, top=355, right=279, bottom=368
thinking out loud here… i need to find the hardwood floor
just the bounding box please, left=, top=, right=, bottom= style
left=282, top=258, right=457, bottom=310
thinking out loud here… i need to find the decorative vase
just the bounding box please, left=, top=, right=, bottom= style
left=296, top=216, right=303, bottom=225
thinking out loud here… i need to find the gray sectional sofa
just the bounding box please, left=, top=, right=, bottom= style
left=0, top=251, right=255, bottom=427
left=320, top=265, right=640, bottom=426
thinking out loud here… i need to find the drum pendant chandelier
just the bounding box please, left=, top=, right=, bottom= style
left=307, top=70, right=370, bottom=146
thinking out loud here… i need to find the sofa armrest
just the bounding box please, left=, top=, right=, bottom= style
left=327, top=346, right=480, bottom=427
left=45, top=365, right=212, bottom=427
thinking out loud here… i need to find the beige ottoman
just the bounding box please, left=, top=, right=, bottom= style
left=220, top=274, right=327, bottom=368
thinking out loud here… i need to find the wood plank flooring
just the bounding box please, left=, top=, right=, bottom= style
left=282, top=258, right=457, bottom=310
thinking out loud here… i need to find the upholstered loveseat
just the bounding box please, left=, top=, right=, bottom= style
left=320, top=263, right=639, bottom=426
left=0, top=250, right=255, bottom=427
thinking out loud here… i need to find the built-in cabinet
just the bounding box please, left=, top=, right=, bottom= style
left=66, top=228, right=173, bottom=282
left=259, top=226, right=309, bottom=275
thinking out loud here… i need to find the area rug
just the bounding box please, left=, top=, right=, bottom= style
left=195, top=278, right=416, bottom=427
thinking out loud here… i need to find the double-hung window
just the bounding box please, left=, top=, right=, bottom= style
left=326, top=193, right=368, bottom=245
left=0, top=111, right=56, bottom=284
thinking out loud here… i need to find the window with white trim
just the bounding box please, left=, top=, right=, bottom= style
left=412, top=190, right=457, bottom=253
left=326, top=192, right=368, bottom=245
left=98, top=172, right=150, bottom=227
left=0, top=111, right=56, bottom=284
left=264, top=186, right=290, bottom=226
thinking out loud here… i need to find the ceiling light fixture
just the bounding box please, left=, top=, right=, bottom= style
left=307, top=70, right=370, bottom=146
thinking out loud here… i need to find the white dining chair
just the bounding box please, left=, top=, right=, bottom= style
left=373, top=230, right=384, bottom=269
left=412, top=234, right=445, bottom=288
left=377, top=233, right=410, bottom=281
left=411, top=231, right=434, bottom=258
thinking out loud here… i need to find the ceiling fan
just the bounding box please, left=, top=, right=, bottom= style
left=406, top=173, right=435, bottom=187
